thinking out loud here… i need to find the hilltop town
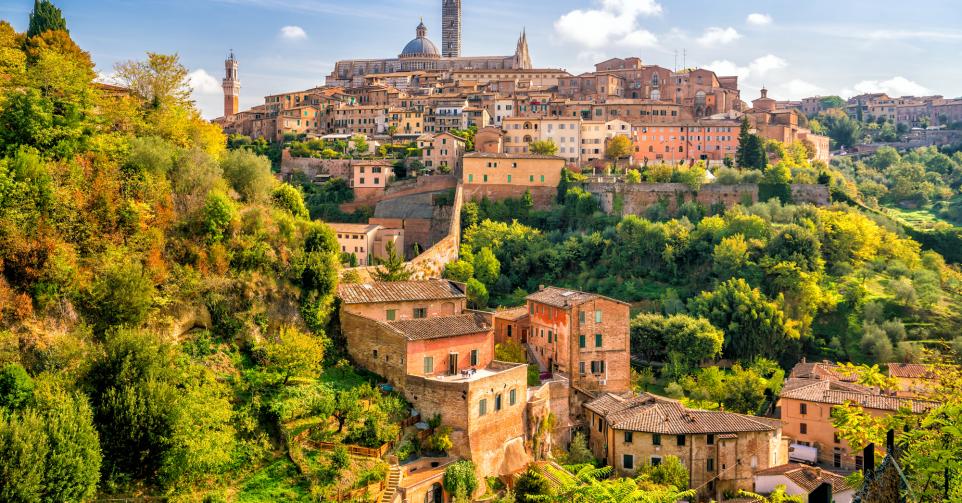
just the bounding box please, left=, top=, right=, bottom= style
left=4, top=1, right=962, bottom=503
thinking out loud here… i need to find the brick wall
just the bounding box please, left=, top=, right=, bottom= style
left=586, top=182, right=831, bottom=216
left=342, top=298, right=464, bottom=323
left=340, top=312, right=408, bottom=387
left=463, top=184, right=557, bottom=209
left=279, top=152, right=352, bottom=180
left=568, top=298, right=631, bottom=395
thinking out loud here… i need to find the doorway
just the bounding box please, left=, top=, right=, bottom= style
left=448, top=353, right=458, bottom=375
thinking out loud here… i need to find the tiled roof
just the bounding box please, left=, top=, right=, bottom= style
left=755, top=463, right=853, bottom=493
left=388, top=312, right=490, bottom=341
left=328, top=223, right=381, bottom=234
left=337, top=280, right=465, bottom=304
left=788, top=360, right=856, bottom=382
left=779, top=378, right=935, bottom=413
left=493, top=306, right=529, bottom=322
left=586, top=393, right=779, bottom=435
left=463, top=152, right=566, bottom=160
left=888, top=363, right=935, bottom=379
left=526, top=286, right=628, bottom=309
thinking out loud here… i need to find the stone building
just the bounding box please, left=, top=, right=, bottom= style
left=329, top=223, right=404, bottom=267
left=631, top=118, right=740, bottom=164
left=461, top=152, right=566, bottom=207
left=887, top=363, right=937, bottom=398
left=585, top=392, right=788, bottom=502
left=525, top=287, right=631, bottom=397
left=753, top=464, right=855, bottom=503
left=325, top=17, right=531, bottom=88
left=776, top=376, right=934, bottom=470
left=746, top=89, right=832, bottom=162
left=337, top=280, right=531, bottom=478
left=222, top=51, right=240, bottom=118
left=420, top=132, right=467, bottom=172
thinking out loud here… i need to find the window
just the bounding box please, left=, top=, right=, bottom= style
left=423, top=356, right=433, bottom=374
left=548, top=331, right=553, bottom=343
left=483, top=174, right=488, bottom=183
left=800, top=423, right=808, bottom=435
left=623, top=454, right=635, bottom=470
left=651, top=457, right=662, bottom=466
left=677, top=435, right=686, bottom=446
left=414, top=307, right=427, bottom=319
left=579, top=311, right=586, bottom=324
left=595, top=334, right=603, bottom=347
left=595, top=310, right=602, bottom=323
left=386, top=309, right=396, bottom=321
left=855, top=455, right=864, bottom=470
left=834, top=432, right=841, bottom=444
left=507, top=175, right=512, bottom=183
left=598, top=418, right=604, bottom=432
left=509, top=388, right=517, bottom=406
left=624, top=431, right=633, bottom=443
left=373, top=349, right=378, bottom=358
left=495, top=394, right=503, bottom=411
left=540, top=175, right=545, bottom=183
left=479, top=399, right=487, bottom=416
left=707, top=458, right=715, bottom=472
left=707, top=433, right=715, bottom=445
left=579, top=361, right=586, bottom=375
left=800, top=403, right=808, bottom=415
left=468, top=174, right=473, bottom=182
left=470, top=349, right=478, bottom=366
left=579, top=335, right=586, bottom=348
left=653, top=434, right=661, bottom=446
left=833, top=452, right=842, bottom=468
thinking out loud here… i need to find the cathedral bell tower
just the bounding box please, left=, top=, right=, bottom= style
left=222, top=51, right=240, bottom=118
left=442, top=0, right=461, bottom=58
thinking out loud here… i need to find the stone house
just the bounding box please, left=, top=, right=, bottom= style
left=776, top=377, right=934, bottom=470
left=525, top=286, right=631, bottom=396
left=420, top=132, right=467, bottom=173
left=329, top=223, right=404, bottom=267
left=887, top=363, right=937, bottom=398
left=585, top=392, right=788, bottom=502
left=337, top=280, right=530, bottom=478
left=753, top=464, right=855, bottom=503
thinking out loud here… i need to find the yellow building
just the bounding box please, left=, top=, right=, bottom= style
left=462, top=152, right=565, bottom=187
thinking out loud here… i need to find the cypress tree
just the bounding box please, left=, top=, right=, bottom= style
left=736, top=116, right=752, bottom=168
left=27, top=0, right=68, bottom=38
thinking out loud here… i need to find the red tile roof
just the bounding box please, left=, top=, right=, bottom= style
left=887, top=363, right=935, bottom=379
left=525, top=286, right=628, bottom=309
left=388, top=312, right=490, bottom=341
left=337, top=280, right=465, bottom=304
left=779, top=378, right=935, bottom=413
left=586, top=392, right=780, bottom=435
left=755, top=463, right=854, bottom=493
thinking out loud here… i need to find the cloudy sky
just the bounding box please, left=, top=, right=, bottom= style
left=4, top=0, right=962, bottom=119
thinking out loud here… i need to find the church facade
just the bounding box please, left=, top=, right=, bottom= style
left=325, top=1, right=531, bottom=88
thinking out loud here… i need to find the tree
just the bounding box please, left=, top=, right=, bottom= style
left=495, top=340, right=527, bottom=363
left=625, top=169, right=641, bottom=184
left=201, top=190, right=237, bottom=243
left=515, top=468, right=550, bottom=501
left=443, top=259, right=474, bottom=283
left=736, top=117, right=767, bottom=169
left=530, top=139, right=559, bottom=156
left=629, top=314, right=724, bottom=370
left=722, top=364, right=769, bottom=414
left=263, top=326, right=324, bottom=384
left=466, top=278, right=489, bottom=309
left=84, top=250, right=156, bottom=332
left=606, top=136, right=633, bottom=170
left=641, top=455, right=688, bottom=490
left=0, top=363, right=34, bottom=410
left=373, top=240, right=411, bottom=282
left=221, top=149, right=275, bottom=202
left=114, top=52, right=191, bottom=109
left=689, top=278, right=799, bottom=361
left=713, top=234, right=750, bottom=279
left=351, top=134, right=369, bottom=155
left=737, top=485, right=803, bottom=503
left=0, top=408, right=48, bottom=501
left=28, top=0, right=68, bottom=38
left=271, top=183, right=309, bottom=218
left=472, top=247, right=500, bottom=286
left=443, top=460, right=478, bottom=500
left=564, top=432, right=596, bottom=465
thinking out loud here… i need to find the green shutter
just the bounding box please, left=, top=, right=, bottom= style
left=579, top=335, right=586, bottom=348
left=596, top=334, right=603, bottom=347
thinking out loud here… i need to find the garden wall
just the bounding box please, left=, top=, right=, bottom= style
left=585, top=182, right=830, bottom=216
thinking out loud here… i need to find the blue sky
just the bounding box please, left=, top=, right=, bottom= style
left=4, top=0, right=962, bottom=119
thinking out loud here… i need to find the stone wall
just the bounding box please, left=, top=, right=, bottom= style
left=526, top=376, right=572, bottom=457
left=340, top=312, right=408, bottom=387
left=343, top=184, right=463, bottom=283
left=586, top=182, right=831, bottom=216
left=462, top=184, right=557, bottom=209
left=279, top=151, right=352, bottom=180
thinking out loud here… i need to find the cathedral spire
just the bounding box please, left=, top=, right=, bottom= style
left=515, top=29, right=531, bottom=69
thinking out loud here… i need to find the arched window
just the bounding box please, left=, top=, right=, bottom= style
left=695, top=91, right=706, bottom=106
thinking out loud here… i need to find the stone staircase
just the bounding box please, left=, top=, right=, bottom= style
left=380, top=464, right=402, bottom=503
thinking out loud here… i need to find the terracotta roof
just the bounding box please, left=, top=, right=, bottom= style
left=586, top=392, right=780, bottom=435
left=788, top=360, right=857, bottom=382
left=779, top=378, right=935, bottom=413
left=888, top=363, right=935, bottom=379
left=337, top=280, right=465, bottom=304
left=463, top=152, right=566, bottom=161
left=388, top=312, right=490, bottom=341
left=493, top=306, right=529, bottom=322
left=526, top=286, right=627, bottom=309
left=755, top=463, right=854, bottom=493
left=329, top=223, right=381, bottom=234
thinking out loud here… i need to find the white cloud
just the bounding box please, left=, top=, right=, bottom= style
left=705, top=54, right=786, bottom=81
left=554, top=0, right=662, bottom=49
left=697, top=27, right=741, bottom=46
left=189, top=69, right=221, bottom=95
left=746, top=13, right=772, bottom=26
left=775, top=79, right=825, bottom=99
left=279, top=25, right=307, bottom=40
left=845, top=77, right=931, bottom=97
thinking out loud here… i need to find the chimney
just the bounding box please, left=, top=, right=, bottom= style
left=538, top=285, right=545, bottom=291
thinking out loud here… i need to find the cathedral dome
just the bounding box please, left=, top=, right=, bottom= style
left=400, top=20, right=440, bottom=59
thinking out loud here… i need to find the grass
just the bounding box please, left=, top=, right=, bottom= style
left=234, top=458, right=311, bottom=503
left=318, top=363, right=378, bottom=390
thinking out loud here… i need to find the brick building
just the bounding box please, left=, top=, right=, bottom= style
left=525, top=287, right=631, bottom=395
left=329, top=223, right=404, bottom=267
left=420, top=132, right=467, bottom=172
left=631, top=118, right=740, bottom=164
left=585, top=392, right=788, bottom=502
left=777, top=377, right=934, bottom=470
left=337, top=281, right=530, bottom=478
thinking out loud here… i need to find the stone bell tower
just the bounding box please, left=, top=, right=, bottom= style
left=442, top=0, right=461, bottom=58
left=222, top=50, right=240, bottom=117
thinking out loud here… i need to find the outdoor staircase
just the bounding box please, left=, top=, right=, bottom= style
left=380, top=464, right=402, bottom=503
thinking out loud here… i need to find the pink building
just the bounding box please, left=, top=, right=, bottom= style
left=420, top=132, right=467, bottom=172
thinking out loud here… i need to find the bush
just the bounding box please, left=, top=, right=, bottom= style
left=443, top=460, right=478, bottom=500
